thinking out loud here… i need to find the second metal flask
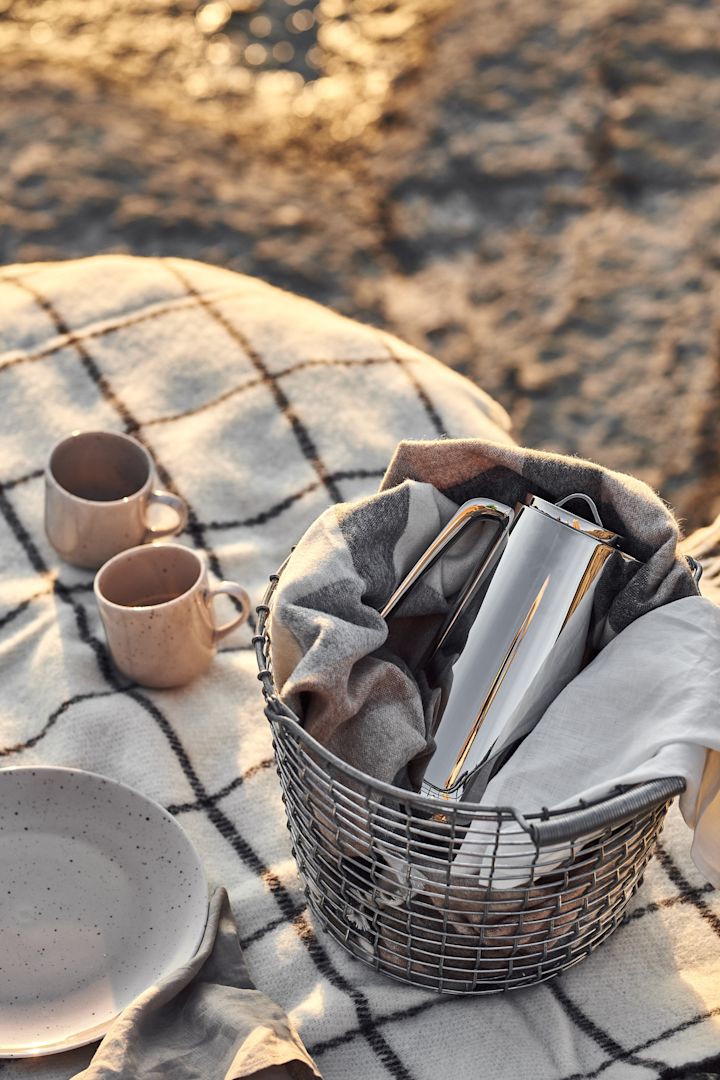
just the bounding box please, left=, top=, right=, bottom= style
left=382, top=492, right=637, bottom=802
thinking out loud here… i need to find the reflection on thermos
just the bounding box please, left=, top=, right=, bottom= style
left=382, top=493, right=640, bottom=802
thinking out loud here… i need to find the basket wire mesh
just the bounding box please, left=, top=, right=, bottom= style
left=255, top=567, right=685, bottom=994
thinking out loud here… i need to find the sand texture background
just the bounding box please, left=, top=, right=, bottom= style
left=1, top=0, right=719, bottom=530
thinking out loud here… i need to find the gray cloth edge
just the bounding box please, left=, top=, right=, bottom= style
left=72, top=888, right=321, bottom=1080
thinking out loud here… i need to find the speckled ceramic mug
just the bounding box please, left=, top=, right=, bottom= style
left=94, top=543, right=251, bottom=688
left=45, top=430, right=187, bottom=570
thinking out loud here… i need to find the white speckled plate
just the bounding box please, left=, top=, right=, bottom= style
left=0, top=767, right=208, bottom=1058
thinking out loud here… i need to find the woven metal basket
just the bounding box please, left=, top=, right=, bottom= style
left=255, top=567, right=685, bottom=995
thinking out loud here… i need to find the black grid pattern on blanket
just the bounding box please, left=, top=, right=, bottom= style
left=0, top=255, right=718, bottom=1080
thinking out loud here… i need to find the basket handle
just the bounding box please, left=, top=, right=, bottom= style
left=528, top=775, right=685, bottom=847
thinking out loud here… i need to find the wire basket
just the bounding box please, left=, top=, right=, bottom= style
left=255, top=567, right=685, bottom=995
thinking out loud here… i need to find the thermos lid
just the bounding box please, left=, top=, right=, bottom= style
left=526, top=493, right=621, bottom=546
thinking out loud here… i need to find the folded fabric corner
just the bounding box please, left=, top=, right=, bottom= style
left=72, top=887, right=321, bottom=1080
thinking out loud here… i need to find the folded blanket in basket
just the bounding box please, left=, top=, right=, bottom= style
left=270, top=437, right=720, bottom=887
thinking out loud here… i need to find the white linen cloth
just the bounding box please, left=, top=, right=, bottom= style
left=73, top=888, right=320, bottom=1080
left=461, top=595, right=720, bottom=888
left=1, top=255, right=719, bottom=1080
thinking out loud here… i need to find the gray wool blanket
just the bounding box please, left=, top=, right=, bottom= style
left=1, top=255, right=719, bottom=1080
left=270, top=439, right=698, bottom=777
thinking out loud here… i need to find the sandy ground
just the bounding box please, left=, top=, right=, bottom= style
left=1, top=0, right=719, bottom=530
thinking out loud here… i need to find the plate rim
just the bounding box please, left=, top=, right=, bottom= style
left=0, top=765, right=209, bottom=1058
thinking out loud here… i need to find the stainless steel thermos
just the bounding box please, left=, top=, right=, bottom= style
left=382, top=492, right=639, bottom=801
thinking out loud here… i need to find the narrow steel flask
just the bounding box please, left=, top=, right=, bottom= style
left=382, top=493, right=637, bottom=801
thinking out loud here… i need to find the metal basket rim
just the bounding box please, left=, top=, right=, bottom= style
left=255, top=562, right=685, bottom=839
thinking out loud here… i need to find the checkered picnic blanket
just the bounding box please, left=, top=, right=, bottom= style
left=0, top=255, right=718, bottom=1080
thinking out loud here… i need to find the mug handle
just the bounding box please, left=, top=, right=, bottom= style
left=208, top=582, right=252, bottom=641
left=144, top=490, right=188, bottom=540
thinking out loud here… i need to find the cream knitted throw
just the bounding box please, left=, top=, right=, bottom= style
left=0, top=255, right=718, bottom=1080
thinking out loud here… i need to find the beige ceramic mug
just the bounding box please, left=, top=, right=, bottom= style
left=45, top=430, right=188, bottom=570
left=94, top=543, right=251, bottom=688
